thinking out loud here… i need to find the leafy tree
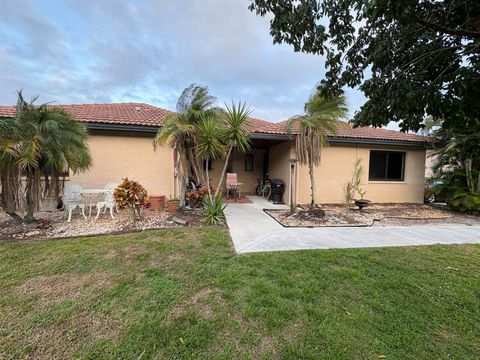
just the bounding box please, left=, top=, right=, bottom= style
left=249, top=0, right=480, bottom=132
left=0, top=91, right=91, bottom=222
left=286, top=90, right=348, bottom=208
left=154, top=84, right=223, bottom=206
left=214, top=102, right=252, bottom=197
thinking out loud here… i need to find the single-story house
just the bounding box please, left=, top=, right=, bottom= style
left=0, top=103, right=428, bottom=205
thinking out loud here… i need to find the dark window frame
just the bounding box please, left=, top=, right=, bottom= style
left=244, top=153, right=254, bottom=172
left=368, top=150, right=406, bottom=181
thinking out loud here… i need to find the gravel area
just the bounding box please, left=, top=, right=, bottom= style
left=265, top=203, right=480, bottom=228
left=0, top=208, right=210, bottom=243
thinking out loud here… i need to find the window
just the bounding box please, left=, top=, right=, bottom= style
left=244, top=154, right=254, bottom=171
left=203, top=159, right=212, bottom=171
left=369, top=151, right=405, bottom=181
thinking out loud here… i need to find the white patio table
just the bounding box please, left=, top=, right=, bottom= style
left=80, top=189, right=110, bottom=218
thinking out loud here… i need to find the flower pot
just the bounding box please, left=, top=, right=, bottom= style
left=166, top=200, right=179, bottom=214
left=149, top=195, right=165, bottom=210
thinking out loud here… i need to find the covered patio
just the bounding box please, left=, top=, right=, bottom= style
left=210, top=134, right=295, bottom=205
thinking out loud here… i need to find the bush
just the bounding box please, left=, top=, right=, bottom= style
left=433, top=170, right=480, bottom=212
left=114, top=178, right=150, bottom=220
left=186, top=184, right=216, bottom=208
left=203, top=195, right=226, bottom=225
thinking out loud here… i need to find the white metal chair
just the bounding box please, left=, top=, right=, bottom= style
left=95, top=183, right=118, bottom=220
left=62, top=184, right=87, bottom=222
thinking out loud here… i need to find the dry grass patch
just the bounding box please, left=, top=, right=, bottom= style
left=14, top=272, right=112, bottom=309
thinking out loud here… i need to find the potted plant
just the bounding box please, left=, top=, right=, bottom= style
left=166, top=196, right=180, bottom=214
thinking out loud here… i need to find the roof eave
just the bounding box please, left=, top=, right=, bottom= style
left=327, top=136, right=428, bottom=148
left=86, top=122, right=159, bottom=133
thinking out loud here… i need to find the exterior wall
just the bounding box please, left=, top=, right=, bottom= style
left=268, top=141, right=294, bottom=204
left=425, top=149, right=439, bottom=178
left=210, top=149, right=265, bottom=194
left=295, top=143, right=426, bottom=204
left=70, top=132, right=175, bottom=197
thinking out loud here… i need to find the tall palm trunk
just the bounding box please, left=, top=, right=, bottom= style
left=0, top=164, right=22, bottom=222
left=215, top=144, right=233, bottom=197
left=24, top=171, right=36, bottom=222
left=186, top=146, right=204, bottom=184
left=308, top=158, right=317, bottom=208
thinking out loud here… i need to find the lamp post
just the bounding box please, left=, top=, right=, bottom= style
left=288, top=158, right=297, bottom=214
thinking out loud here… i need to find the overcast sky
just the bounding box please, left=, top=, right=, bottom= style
left=0, top=0, right=368, bottom=122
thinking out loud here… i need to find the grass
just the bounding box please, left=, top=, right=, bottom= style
left=0, top=228, right=479, bottom=359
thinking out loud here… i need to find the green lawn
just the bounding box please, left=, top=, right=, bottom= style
left=0, top=228, right=479, bottom=359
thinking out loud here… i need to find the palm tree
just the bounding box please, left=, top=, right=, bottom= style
left=214, top=102, right=252, bottom=197
left=195, top=114, right=226, bottom=199
left=153, top=84, right=223, bottom=205
left=0, top=91, right=91, bottom=222
left=0, top=119, right=22, bottom=222
left=286, top=91, right=348, bottom=208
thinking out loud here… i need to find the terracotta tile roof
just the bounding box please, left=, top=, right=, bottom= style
left=245, top=116, right=274, bottom=132
left=0, top=103, right=173, bottom=127
left=252, top=120, right=427, bottom=144
left=0, top=102, right=426, bottom=144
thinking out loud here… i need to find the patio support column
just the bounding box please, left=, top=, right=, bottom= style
left=288, top=159, right=297, bottom=214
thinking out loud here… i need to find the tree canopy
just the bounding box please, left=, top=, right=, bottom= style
left=249, top=0, right=480, bottom=132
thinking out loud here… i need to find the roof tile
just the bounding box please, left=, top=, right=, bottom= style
left=0, top=103, right=426, bottom=143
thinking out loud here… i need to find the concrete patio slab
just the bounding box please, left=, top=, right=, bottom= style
left=224, top=196, right=480, bottom=253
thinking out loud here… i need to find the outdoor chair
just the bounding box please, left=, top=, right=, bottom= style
left=95, top=182, right=118, bottom=220
left=62, top=184, right=87, bottom=222
left=226, top=173, right=242, bottom=200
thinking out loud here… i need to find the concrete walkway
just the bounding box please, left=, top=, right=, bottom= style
left=224, top=196, right=480, bottom=253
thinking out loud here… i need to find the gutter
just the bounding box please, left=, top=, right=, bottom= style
left=327, top=136, right=428, bottom=148
left=85, top=123, right=427, bottom=148
left=250, top=132, right=427, bottom=148
left=86, top=123, right=159, bottom=134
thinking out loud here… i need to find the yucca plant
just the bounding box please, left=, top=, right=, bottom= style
left=214, top=101, right=252, bottom=197
left=195, top=114, right=226, bottom=200
left=203, top=194, right=226, bottom=225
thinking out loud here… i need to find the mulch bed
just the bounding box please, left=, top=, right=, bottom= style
left=0, top=208, right=212, bottom=243
left=265, top=203, right=479, bottom=228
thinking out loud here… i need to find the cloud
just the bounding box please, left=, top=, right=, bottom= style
left=0, top=0, right=367, bottom=121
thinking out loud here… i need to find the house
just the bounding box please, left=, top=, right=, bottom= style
left=0, top=103, right=428, bottom=205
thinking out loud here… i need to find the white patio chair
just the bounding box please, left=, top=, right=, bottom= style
left=95, top=183, right=118, bottom=220
left=62, top=184, right=87, bottom=222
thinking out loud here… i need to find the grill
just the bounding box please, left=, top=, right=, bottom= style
left=269, top=178, right=285, bottom=204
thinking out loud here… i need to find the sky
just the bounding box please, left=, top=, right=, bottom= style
left=0, top=0, right=368, bottom=122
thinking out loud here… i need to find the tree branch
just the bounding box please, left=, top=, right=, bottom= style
left=416, top=16, right=480, bottom=40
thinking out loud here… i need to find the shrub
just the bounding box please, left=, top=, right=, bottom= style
left=186, top=184, right=216, bottom=208
left=447, top=191, right=480, bottom=212
left=433, top=170, right=480, bottom=212
left=203, top=194, right=226, bottom=225
left=344, top=159, right=367, bottom=206
left=114, top=178, right=150, bottom=221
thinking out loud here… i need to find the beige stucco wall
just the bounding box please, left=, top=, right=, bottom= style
left=295, top=143, right=426, bottom=204
left=268, top=141, right=294, bottom=204
left=69, top=132, right=175, bottom=197
left=210, top=149, right=265, bottom=194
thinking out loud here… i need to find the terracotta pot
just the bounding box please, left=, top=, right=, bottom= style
left=149, top=195, right=165, bottom=210
left=166, top=200, right=179, bottom=214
